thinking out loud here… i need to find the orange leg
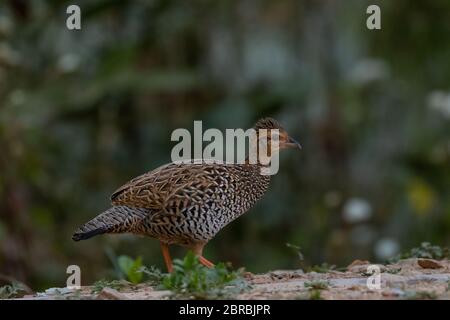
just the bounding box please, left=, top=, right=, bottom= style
left=160, top=242, right=173, bottom=273
left=199, top=256, right=215, bottom=268
left=191, top=243, right=215, bottom=268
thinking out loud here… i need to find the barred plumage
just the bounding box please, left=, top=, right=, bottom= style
left=72, top=206, right=151, bottom=241
left=73, top=118, right=301, bottom=271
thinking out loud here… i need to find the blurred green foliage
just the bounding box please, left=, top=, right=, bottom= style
left=0, top=282, right=27, bottom=299
left=91, top=278, right=126, bottom=294
left=304, top=280, right=329, bottom=290
left=117, top=255, right=143, bottom=284
left=162, top=251, right=248, bottom=299
left=0, top=0, right=449, bottom=290
left=389, top=242, right=450, bottom=263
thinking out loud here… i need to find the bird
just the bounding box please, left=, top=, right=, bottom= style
left=72, top=118, right=301, bottom=272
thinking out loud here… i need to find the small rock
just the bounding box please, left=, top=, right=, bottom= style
left=307, top=272, right=325, bottom=280
left=347, top=261, right=386, bottom=274
left=381, top=273, right=406, bottom=286
left=348, top=285, right=364, bottom=291
left=96, top=287, right=129, bottom=300
left=382, top=288, right=404, bottom=297
left=347, top=260, right=370, bottom=269
left=417, top=259, right=443, bottom=269
left=269, top=270, right=304, bottom=280
left=44, top=287, right=74, bottom=295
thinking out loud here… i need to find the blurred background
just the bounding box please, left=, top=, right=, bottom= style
left=0, top=0, right=449, bottom=290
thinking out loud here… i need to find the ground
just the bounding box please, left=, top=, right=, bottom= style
left=12, top=258, right=450, bottom=300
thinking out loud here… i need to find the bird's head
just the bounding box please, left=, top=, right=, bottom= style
left=253, top=117, right=302, bottom=153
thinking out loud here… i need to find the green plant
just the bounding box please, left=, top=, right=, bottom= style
left=66, top=289, right=83, bottom=300
left=117, top=255, right=143, bottom=284
left=304, top=280, right=329, bottom=290
left=0, top=283, right=28, bottom=299
left=161, top=251, right=249, bottom=299
left=389, top=242, right=450, bottom=263
left=309, top=289, right=323, bottom=300
left=308, top=263, right=336, bottom=273
left=286, top=243, right=304, bottom=261
left=138, top=265, right=165, bottom=285
left=385, top=267, right=402, bottom=274
left=91, top=279, right=127, bottom=294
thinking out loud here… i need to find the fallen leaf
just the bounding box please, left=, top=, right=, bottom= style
left=347, top=260, right=370, bottom=269
left=417, top=259, right=443, bottom=269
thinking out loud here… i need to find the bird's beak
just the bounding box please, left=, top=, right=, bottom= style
left=285, top=136, right=302, bottom=150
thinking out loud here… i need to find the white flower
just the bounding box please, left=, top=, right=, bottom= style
left=374, top=238, right=400, bottom=260
left=427, top=90, right=450, bottom=119
left=343, top=198, right=372, bottom=223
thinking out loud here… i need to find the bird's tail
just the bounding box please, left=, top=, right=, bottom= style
left=72, top=206, right=150, bottom=241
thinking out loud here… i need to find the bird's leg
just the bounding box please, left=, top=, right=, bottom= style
left=191, top=243, right=215, bottom=268
left=199, top=256, right=215, bottom=268
left=160, top=242, right=173, bottom=273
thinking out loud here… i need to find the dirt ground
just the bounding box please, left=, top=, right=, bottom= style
left=15, top=258, right=450, bottom=300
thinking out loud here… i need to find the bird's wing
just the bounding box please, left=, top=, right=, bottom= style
left=111, top=163, right=221, bottom=215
